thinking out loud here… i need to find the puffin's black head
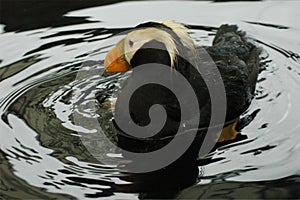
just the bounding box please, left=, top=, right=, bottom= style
left=104, top=21, right=196, bottom=72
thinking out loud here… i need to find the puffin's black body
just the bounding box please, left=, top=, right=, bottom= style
left=103, top=21, right=260, bottom=160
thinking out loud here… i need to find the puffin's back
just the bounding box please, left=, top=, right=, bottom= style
left=205, top=24, right=260, bottom=122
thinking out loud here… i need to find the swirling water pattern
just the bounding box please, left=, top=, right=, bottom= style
left=0, top=1, right=299, bottom=199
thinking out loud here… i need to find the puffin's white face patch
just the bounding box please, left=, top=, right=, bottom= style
left=123, top=28, right=178, bottom=67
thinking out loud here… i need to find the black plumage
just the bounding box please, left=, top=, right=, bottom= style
left=104, top=22, right=260, bottom=154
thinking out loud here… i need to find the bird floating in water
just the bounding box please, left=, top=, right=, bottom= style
left=103, top=21, right=259, bottom=150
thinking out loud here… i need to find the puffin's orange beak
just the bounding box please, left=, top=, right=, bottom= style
left=104, top=44, right=131, bottom=72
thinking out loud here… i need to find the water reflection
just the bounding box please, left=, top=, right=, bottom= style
left=178, top=176, right=300, bottom=199
left=116, top=165, right=199, bottom=199
left=0, top=0, right=123, bottom=32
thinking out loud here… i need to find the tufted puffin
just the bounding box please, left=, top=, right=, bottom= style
left=103, top=21, right=260, bottom=152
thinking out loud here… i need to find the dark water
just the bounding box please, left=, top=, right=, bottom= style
left=1, top=1, right=300, bottom=199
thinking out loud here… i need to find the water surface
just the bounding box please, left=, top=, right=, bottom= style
left=1, top=1, right=300, bottom=199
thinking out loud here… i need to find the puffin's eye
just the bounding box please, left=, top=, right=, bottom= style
left=129, top=40, right=134, bottom=48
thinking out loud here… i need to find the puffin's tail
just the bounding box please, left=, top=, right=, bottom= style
left=212, top=24, right=257, bottom=62
left=204, top=24, right=261, bottom=123
left=213, top=24, right=241, bottom=45
left=211, top=24, right=260, bottom=92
